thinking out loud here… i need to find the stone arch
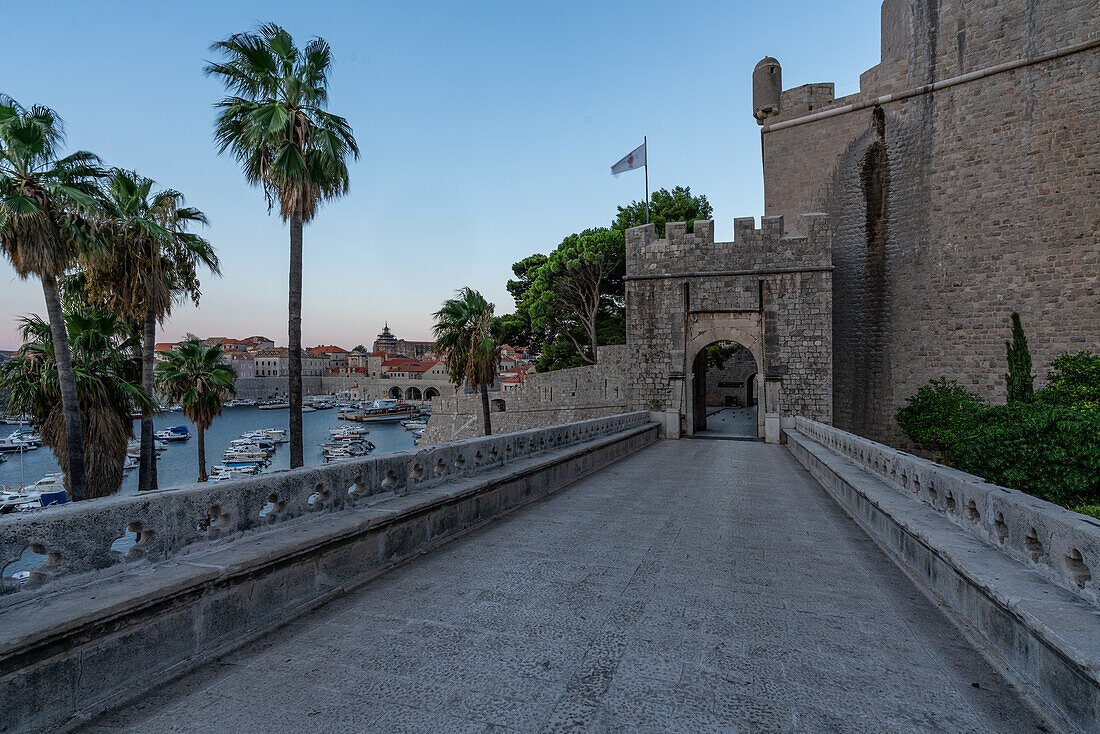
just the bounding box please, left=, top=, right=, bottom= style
left=387, top=386, right=402, bottom=399
left=424, top=387, right=440, bottom=401
left=684, top=313, right=763, bottom=437
left=405, top=386, right=422, bottom=401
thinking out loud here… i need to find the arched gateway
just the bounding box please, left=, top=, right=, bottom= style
left=625, top=215, right=833, bottom=441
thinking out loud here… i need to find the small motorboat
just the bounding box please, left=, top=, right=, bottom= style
left=154, top=426, right=191, bottom=442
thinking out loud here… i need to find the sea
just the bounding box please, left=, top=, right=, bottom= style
left=0, top=404, right=418, bottom=493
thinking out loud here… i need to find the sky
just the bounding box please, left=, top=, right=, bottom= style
left=0, top=0, right=882, bottom=350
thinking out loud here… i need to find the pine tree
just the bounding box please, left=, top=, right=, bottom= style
left=1005, top=311, right=1034, bottom=403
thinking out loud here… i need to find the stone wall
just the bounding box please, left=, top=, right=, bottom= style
left=704, top=344, right=757, bottom=407
left=761, top=0, right=1100, bottom=444
left=422, top=346, right=630, bottom=443
left=232, top=376, right=323, bottom=401
left=625, top=215, right=832, bottom=438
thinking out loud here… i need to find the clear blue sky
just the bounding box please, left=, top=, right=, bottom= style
left=0, top=0, right=882, bottom=349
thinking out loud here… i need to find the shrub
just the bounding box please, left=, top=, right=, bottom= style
left=896, top=378, right=987, bottom=450
left=949, top=402, right=1100, bottom=508
left=1039, top=350, right=1100, bottom=413
left=1004, top=311, right=1034, bottom=403
left=1073, top=505, right=1100, bottom=521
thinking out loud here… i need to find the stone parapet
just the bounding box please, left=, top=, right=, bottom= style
left=0, top=414, right=657, bottom=733
left=793, top=416, right=1100, bottom=605
left=788, top=418, right=1100, bottom=730
left=0, top=412, right=650, bottom=603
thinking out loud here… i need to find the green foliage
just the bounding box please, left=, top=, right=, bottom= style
left=432, top=288, right=503, bottom=435
left=0, top=95, right=104, bottom=278
left=949, top=402, right=1100, bottom=508
left=895, top=378, right=988, bottom=450
left=1074, top=505, right=1100, bottom=520
left=155, top=341, right=237, bottom=430
left=432, top=287, right=503, bottom=390
left=524, top=228, right=624, bottom=365
left=156, top=340, right=236, bottom=482
left=0, top=309, right=150, bottom=498
left=352, top=344, right=367, bottom=353
left=502, top=186, right=709, bottom=370
left=705, top=343, right=741, bottom=370
left=206, top=24, right=359, bottom=223
left=1039, top=350, right=1100, bottom=413
left=612, top=185, right=713, bottom=238
left=1005, top=312, right=1034, bottom=403
left=83, top=168, right=217, bottom=319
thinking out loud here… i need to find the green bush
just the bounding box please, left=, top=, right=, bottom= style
left=896, top=378, right=987, bottom=450
left=948, top=402, right=1100, bottom=508
left=1073, top=505, right=1100, bottom=521
left=1039, top=350, right=1100, bottom=413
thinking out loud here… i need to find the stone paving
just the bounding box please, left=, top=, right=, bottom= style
left=85, top=439, right=1052, bottom=733
left=701, top=407, right=759, bottom=438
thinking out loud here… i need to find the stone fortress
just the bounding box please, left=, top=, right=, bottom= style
left=5, top=4, right=1100, bottom=730
left=427, top=0, right=1100, bottom=448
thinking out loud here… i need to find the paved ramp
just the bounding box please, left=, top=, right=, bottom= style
left=86, top=440, right=1051, bottom=733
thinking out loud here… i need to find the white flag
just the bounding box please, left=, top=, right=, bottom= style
left=611, top=142, right=646, bottom=175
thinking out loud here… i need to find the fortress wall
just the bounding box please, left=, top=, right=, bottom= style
left=762, top=0, right=1100, bottom=445
left=232, top=376, right=323, bottom=401
left=625, top=217, right=833, bottom=430
left=421, top=346, right=630, bottom=444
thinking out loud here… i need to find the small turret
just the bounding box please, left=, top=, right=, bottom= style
left=753, top=56, right=782, bottom=124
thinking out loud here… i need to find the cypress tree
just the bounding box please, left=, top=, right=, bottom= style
left=1005, top=311, right=1034, bottom=403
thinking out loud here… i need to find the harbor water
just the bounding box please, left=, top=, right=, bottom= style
left=0, top=405, right=419, bottom=493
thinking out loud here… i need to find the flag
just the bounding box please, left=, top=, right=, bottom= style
left=611, top=142, right=646, bottom=175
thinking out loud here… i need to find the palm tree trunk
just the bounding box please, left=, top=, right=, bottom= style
left=288, top=209, right=304, bottom=468
left=41, top=274, right=87, bottom=500
left=139, top=304, right=158, bottom=491
left=196, top=424, right=207, bottom=482
left=480, top=383, right=492, bottom=436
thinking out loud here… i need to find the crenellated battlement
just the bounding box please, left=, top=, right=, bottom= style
left=627, top=214, right=831, bottom=275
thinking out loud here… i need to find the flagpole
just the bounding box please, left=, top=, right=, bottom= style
left=644, top=136, right=649, bottom=225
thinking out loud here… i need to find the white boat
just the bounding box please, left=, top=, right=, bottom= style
left=341, top=400, right=421, bottom=424
left=223, top=448, right=269, bottom=461
left=0, top=437, right=37, bottom=453
left=1, top=474, right=68, bottom=513
left=301, top=406, right=316, bottom=413
left=257, top=401, right=290, bottom=410
left=154, top=426, right=191, bottom=442
left=259, top=429, right=289, bottom=443
left=123, top=456, right=138, bottom=471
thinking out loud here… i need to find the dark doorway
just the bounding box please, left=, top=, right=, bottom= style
left=692, top=341, right=759, bottom=438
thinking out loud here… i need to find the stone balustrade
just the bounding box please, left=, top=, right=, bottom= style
left=794, top=417, right=1099, bottom=606
left=0, top=412, right=650, bottom=602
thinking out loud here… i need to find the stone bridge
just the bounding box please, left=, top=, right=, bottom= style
left=2, top=416, right=1098, bottom=732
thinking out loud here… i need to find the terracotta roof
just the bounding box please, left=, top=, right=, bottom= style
left=309, top=345, right=349, bottom=354
left=153, top=342, right=178, bottom=352
left=404, top=359, right=441, bottom=373
left=501, top=376, right=523, bottom=384
left=382, top=358, right=417, bottom=368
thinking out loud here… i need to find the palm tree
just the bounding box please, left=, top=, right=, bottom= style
left=0, top=96, right=104, bottom=499
left=0, top=309, right=150, bottom=499
left=206, top=23, right=359, bottom=469
left=433, top=288, right=504, bottom=436
left=84, top=169, right=218, bottom=492
left=156, top=341, right=236, bottom=482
